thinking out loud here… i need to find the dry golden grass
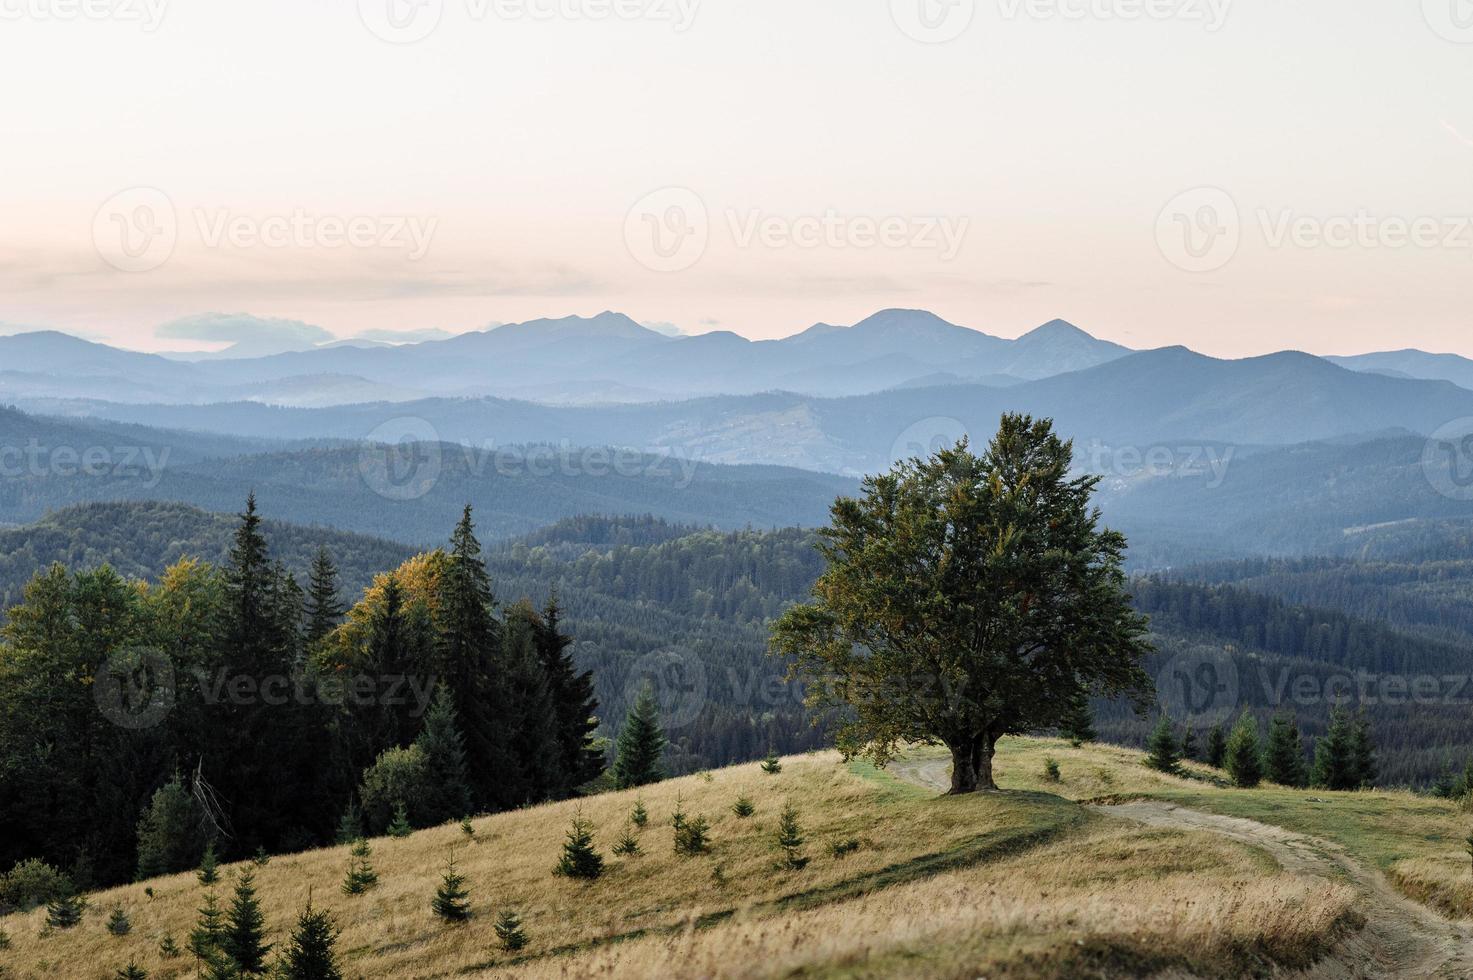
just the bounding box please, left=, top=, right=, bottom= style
left=487, top=820, right=1357, bottom=980
left=1389, top=856, right=1473, bottom=918
left=0, top=739, right=1376, bottom=979
left=989, top=736, right=1473, bottom=923
left=0, top=751, right=1073, bottom=980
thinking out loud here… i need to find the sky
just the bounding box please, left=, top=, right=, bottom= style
left=2, top=0, right=1472, bottom=356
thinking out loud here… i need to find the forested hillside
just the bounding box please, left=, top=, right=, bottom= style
left=0, top=405, right=854, bottom=545
left=0, top=501, right=600, bottom=894
left=7, top=503, right=1473, bottom=797
left=0, top=501, right=414, bottom=608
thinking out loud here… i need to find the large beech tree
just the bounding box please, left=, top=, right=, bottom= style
left=771, top=414, right=1153, bottom=793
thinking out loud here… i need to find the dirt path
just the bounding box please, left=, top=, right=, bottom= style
left=890, top=758, right=1473, bottom=979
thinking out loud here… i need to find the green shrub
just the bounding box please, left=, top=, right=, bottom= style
left=0, top=859, right=73, bottom=915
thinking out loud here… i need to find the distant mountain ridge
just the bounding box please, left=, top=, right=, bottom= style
left=27, top=344, right=1473, bottom=476
left=0, top=309, right=1130, bottom=406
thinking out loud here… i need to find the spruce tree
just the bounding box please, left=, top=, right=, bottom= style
left=45, top=891, right=85, bottom=929
left=432, top=851, right=472, bottom=922
left=553, top=814, right=605, bottom=880
left=198, top=842, right=220, bottom=885
left=732, top=796, right=756, bottom=818
left=1350, top=713, right=1377, bottom=790
left=281, top=896, right=343, bottom=980
left=630, top=799, right=648, bottom=828
left=675, top=815, right=711, bottom=856
left=760, top=749, right=782, bottom=775
left=136, top=771, right=205, bottom=880
left=116, top=963, right=148, bottom=980
left=387, top=801, right=413, bottom=838
left=502, top=617, right=563, bottom=804
left=160, top=935, right=181, bottom=958
left=612, top=829, right=641, bottom=856
left=107, top=906, right=132, bottom=935
left=1145, top=713, right=1181, bottom=774
left=342, top=839, right=378, bottom=895
left=777, top=803, right=808, bottom=870
left=222, top=869, right=272, bottom=975
left=363, top=574, right=432, bottom=752
left=304, top=547, right=345, bottom=648
left=414, top=685, right=473, bottom=825
left=189, top=892, right=226, bottom=964
left=437, top=506, right=515, bottom=811
left=1059, top=687, right=1097, bottom=747
left=1224, top=710, right=1263, bottom=788
left=1264, top=713, right=1307, bottom=787
left=612, top=684, right=667, bottom=789
left=530, top=594, right=604, bottom=794
left=1180, top=727, right=1199, bottom=762
left=495, top=909, right=529, bottom=952
left=1205, top=724, right=1227, bottom=768
left=334, top=801, right=364, bottom=846
left=1313, top=706, right=1357, bottom=790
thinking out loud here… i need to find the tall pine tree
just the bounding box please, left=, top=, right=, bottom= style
left=135, top=770, right=205, bottom=880
left=527, top=596, right=604, bottom=795
left=435, top=507, right=516, bottom=811
left=414, top=686, right=473, bottom=825
left=221, top=869, right=271, bottom=975
left=1350, top=712, right=1377, bottom=790
left=1145, top=713, right=1180, bottom=774
left=304, top=547, right=345, bottom=649
left=1224, top=710, right=1263, bottom=788
left=1263, top=713, right=1307, bottom=788
left=1313, top=706, right=1358, bottom=791
left=281, top=895, right=343, bottom=980
left=612, top=684, right=667, bottom=789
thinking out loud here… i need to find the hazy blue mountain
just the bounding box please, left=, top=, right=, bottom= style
left=1329, top=349, right=1473, bottom=391
left=0, top=331, right=188, bottom=382
left=37, top=346, right=1473, bottom=478
left=0, top=310, right=1131, bottom=405
left=0, top=406, right=854, bottom=545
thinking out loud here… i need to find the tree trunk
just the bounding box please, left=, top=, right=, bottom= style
left=972, top=733, right=999, bottom=792
left=948, top=741, right=978, bottom=794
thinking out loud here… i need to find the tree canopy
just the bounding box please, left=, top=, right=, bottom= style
left=771, top=414, right=1153, bottom=792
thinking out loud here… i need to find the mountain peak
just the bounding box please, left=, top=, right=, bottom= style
left=1021, top=318, right=1088, bottom=340
left=849, top=309, right=964, bottom=334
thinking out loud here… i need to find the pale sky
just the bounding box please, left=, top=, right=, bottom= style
left=2, top=0, right=1471, bottom=355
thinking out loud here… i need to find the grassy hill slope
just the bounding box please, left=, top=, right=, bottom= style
left=0, top=739, right=1420, bottom=980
